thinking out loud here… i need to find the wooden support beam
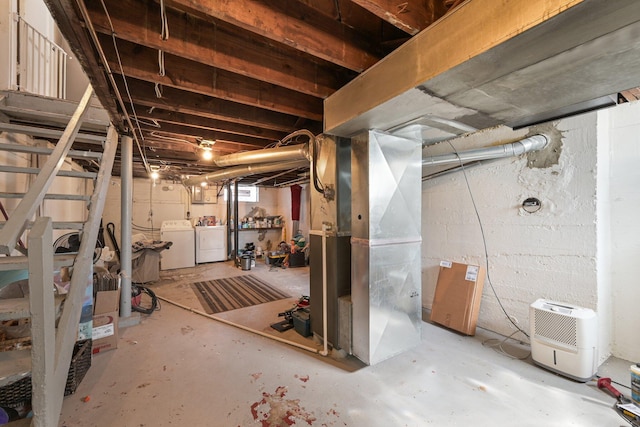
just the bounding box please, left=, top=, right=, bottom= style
left=99, top=35, right=323, bottom=121
left=165, top=0, right=381, bottom=72
left=43, top=0, right=123, bottom=129
left=351, top=0, right=448, bottom=35
left=324, top=0, right=600, bottom=135
left=117, top=78, right=315, bottom=133
left=88, top=0, right=352, bottom=98
left=28, top=218, right=56, bottom=427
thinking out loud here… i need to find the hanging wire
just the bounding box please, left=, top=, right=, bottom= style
left=154, top=82, right=163, bottom=98
left=99, top=0, right=149, bottom=169
left=446, top=140, right=530, bottom=340
left=160, top=0, right=170, bottom=40
left=158, top=50, right=166, bottom=76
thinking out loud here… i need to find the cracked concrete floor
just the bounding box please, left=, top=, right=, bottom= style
left=58, top=261, right=630, bottom=426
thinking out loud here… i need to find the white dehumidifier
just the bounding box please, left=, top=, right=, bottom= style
left=529, top=299, right=597, bottom=382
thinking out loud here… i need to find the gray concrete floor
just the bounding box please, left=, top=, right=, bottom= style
left=58, top=261, right=631, bottom=427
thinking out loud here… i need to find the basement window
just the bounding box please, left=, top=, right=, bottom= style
left=223, top=185, right=259, bottom=203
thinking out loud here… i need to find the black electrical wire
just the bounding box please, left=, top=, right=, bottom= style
left=131, top=284, right=159, bottom=315
left=312, top=135, right=325, bottom=195
left=106, top=222, right=120, bottom=261
left=447, top=141, right=530, bottom=340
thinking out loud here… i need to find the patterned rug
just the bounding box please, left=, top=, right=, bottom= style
left=191, top=274, right=290, bottom=314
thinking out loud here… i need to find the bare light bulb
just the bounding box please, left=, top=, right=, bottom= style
left=201, top=148, right=213, bottom=160
left=150, top=171, right=159, bottom=180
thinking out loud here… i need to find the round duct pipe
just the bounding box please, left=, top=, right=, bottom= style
left=422, top=134, right=549, bottom=167
left=183, top=159, right=309, bottom=187
left=213, top=144, right=310, bottom=167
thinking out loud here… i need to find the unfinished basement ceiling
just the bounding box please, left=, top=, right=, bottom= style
left=43, top=0, right=459, bottom=184
left=43, top=0, right=640, bottom=186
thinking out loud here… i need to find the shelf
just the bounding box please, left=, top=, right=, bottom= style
left=231, top=227, right=282, bottom=232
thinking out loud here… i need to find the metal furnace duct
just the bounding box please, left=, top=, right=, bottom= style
left=351, top=130, right=422, bottom=365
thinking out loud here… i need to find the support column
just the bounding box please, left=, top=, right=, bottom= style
left=120, top=135, right=133, bottom=317
left=233, top=180, right=239, bottom=264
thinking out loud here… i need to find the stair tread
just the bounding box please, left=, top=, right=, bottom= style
left=0, top=192, right=90, bottom=201
left=0, top=221, right=85, bottom=230
left=0, top=254, right=75, bottom=271
left=0, top=349, right=31, bottom=387
left=0, top=295, right=65, bottom=322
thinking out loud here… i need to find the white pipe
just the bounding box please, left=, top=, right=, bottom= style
left=157, top=295, right=322, bottom=354
left=320, top=224, right=329, bottom=357
left=422, top=134, right=549, bottom=167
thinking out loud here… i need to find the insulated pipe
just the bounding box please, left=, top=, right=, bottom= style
left=422, top=134, right=549, bottom=167
left=183, top=159, right=309, bottom=186
left=213, top=144, right=309, bottom=167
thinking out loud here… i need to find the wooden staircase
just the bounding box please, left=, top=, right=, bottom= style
left=0, top=86, right=118, bottom=426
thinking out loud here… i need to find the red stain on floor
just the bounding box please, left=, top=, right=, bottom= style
left=295, top=374, right=310, bottom=383
left=250, top=386, right=317, bottom=426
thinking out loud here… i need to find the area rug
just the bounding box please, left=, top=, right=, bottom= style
left=191, top=274, right=290, bottom=314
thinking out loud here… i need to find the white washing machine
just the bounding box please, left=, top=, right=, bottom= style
left=195, top=226, right=227, bottom=263
left=160, top=220, right=195, bottom=270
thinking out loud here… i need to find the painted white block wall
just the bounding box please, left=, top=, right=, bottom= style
left=599, top=102, right=640, bottom=361
left=421, top=115, right=603, bottom=357
left=422, top=105, right=640, bottom=363
left=101, top=178, right=295, bottom=254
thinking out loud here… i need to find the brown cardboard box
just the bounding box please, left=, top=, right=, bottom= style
left=430, top=261, right=485, bottom=336
left=92, top=289, right=120, bottom=354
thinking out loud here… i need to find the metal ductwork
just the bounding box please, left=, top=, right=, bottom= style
left=213, top=143, right=310, bottom=167
left=183, top=159, right=308, bottom=186
left=422, top=134, right=548, bottom=167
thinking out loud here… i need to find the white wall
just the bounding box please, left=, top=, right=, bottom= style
left=101, top=178, right=301, bottom=254
left=421, top=115, right=603, bottom=356
left=600, top=102, right=640, bottom=361
left=421, top=105, right=640, bottom=363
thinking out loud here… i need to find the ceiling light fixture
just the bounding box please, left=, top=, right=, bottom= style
left=200, top=139, right=216, bottom=160
left=150, top=166, right=160, bottom=181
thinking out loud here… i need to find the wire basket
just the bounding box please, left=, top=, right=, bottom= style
left=0, top=339, right=92, bottom=407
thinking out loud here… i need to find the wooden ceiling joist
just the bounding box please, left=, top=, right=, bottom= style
left=351, top=0, right=448, bottom=35
left=117, top=78, right=318, bottom=133
left=99, top=35, right=323, bottom=121
left=87, top=0, right=351, bottom=99
left=164, top=0, right=381, bottom=72
left=139, top=122, right=276, bottom=148
left=134, top=109, right=288, bottom=142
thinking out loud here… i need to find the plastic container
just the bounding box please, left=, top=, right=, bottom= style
left=631, top=363, right=640, bottom=406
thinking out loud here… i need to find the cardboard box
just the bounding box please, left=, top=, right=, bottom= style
left=430, top=261, right=485, bottom=336
left=92, top=289, right=120, bottom=354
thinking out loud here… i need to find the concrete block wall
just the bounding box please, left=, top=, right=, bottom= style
left=599, top=101, right=640, bottom=361
left=421, top=103, right=640, bottom=363
left=421, top=115, right=602, bottom=355
left=101, top=177, right=294, bottom=253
